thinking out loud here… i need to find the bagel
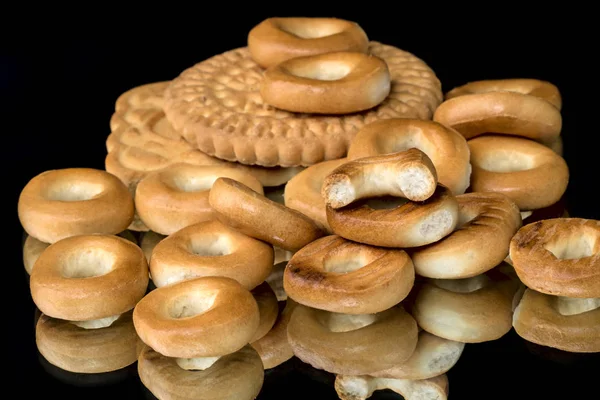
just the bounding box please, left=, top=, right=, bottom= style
left=287, top=304, right=419, bottom=374
left=209, top=177, right=324, bottom=252
left=248, top=17, right=369, bottom=68
left=250, top=282, right=279, bottom=343
left=371, top=331, right=465, bottom=380
left=18, top=168, right=134, bottom=243
left=149, top=220, right=273, bottom=289
left=326, top=185, right=459, bottom=248
left=138, top=345, right=264, bottom=400
left=322, top=148, right=438, bottom=209
left=36, top=311, right=142, bottom=373
left=261, top=51, right=390, bottom=114
left=445, top=78, right=562, bottom=110
left=139, top=231, right=165, bottom=264
left=335, top=373, right=449, bottom=400
left=266, top=261, right=289, bottom=301
left=412, top=270, right=517, bottom=343
left=433, top=91, right=562, bottom=142
left=513, top=289, right=600, bottom=353
left=251, top=299, right=298, bottom=369
left=23, top=235, right=49, bottom=275
left=133, top=276, right=260, bottom=358
left=411, top=192, right=522, bottom=279
left=134, top=163, right=264, bottom=235
left=347, top=119, right=471, bottom=195
left=509, top=218, right=600, bottom=298
left=30, top=235, right=148, bottom=322
left=468, top=135, right=569, bottom=211
left=284, top=158, right=348, bottom=233
left=284, top=235, right=415, bottom=314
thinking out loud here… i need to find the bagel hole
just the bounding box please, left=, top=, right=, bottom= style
left=432, top=274, right=491, bottom=293
left=286, top=61, right=352, bottom=81
left=323, top=254, right=369, bottom=273
left=188, top=234, right=233, bottom=257
left=364, top=196, right=409, bottom=209
left=544, top=232, right=597, bottom=260
left=555, top=296, right=600, bottom=316
left=276, top=20, right=345, bottom=39
left=478, top=151, right=535, bottom=172
left=318, top=311, right=377, bottom=332
left=45, top=182, right=104, bottom=202
left=176, top=356, right=221, bottom=371
left=61, top=248, right=115, bottom=278
left=169, top=175, right=218, bottom=193
left=71, top=314, right=120, bottom=329
left=168, top=291, right=218, bottom=319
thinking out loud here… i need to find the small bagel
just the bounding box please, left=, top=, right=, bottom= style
left=335, top=374, right=449, bottom=400
left=250, top=282, right=279, bottom=343
left=411, top=192, right=522, bottom=279
left=285, top=158, right=348, bottom=233
left=251, top=299, right=298, bottom=369
left=513, top=289, right=600, bottom=353
left=284, top=235, right=414, bottom=314
left=30, top=235, right=148, bottom=322
left=150, top=220, right=273, bottom=289
left=134, top=163, right=264, bottom=235
left=412, top=272, right=517, bottom=343
left=248, top=17, right=369, bottom=68
left=287, top=304, right=419, bottom=375
left=433, top=91, right=562, bottom=143
left=261, top=51, right=390, bottom=114
left=445, top=78, right=562, bottom=110
left=326, top=186, right=459, bottom=248
left=138, top=345, right=264, bottom=400
left=322, top=148, right=438, bottom=209
left=468, top=135, right=569, bottom=211
left=133, top=276, right=260, bottom=358
left=371, top=331, right=465, bottom=380
left=209, top=177, right=324, bottom=252
left=509, top=218, right=600, bottom=298
left=18, top=168, right=134, bottom=243
left=347, top=119, right=471, bottom=195
left=36, top=311, right=142, bottom=374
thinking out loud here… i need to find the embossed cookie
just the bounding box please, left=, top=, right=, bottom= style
left=164, top=42, right=443, bottom=167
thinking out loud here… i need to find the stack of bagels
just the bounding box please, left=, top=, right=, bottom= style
left=17, top=15, right=599, bottom=400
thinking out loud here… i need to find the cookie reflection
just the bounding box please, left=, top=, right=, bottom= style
left=36, top=310, right=143, bottom=385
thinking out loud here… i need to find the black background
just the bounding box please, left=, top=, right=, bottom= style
left=5, top=7, right=598, bottom=399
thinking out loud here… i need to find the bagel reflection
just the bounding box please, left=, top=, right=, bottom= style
left=335, top=373, right=449, bottom=400
left=251, top=299, right=298, bottom=369
left=35, top=310, right=142, bottom=381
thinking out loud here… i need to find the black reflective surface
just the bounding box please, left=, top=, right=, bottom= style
left=8, top=8, right=598, bottom=400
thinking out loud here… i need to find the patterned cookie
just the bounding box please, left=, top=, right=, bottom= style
left=164, top=41, right=443, bottom=167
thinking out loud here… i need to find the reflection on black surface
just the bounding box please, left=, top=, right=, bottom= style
left=521, top=338, right=597, bottom=367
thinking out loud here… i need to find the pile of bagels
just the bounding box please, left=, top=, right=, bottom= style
left=18, top=16, right=599, bottom=400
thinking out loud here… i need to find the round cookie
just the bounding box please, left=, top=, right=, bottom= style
left=163, top=42, right=443, bottom=167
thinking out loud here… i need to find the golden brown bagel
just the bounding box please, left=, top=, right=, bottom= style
left=322, top=149, right=438, bottom=209
left=135, top=163, right=264, bottom=235
left=287, top=304, right=419, bottom=374
left=411, top=192, right=522, bottom=279
left=150, top=220, right=273, bottom=289
left=18, top=168, right=134, bottom=243
left=326, top=185, right=459, bottom=248
left=513, top=289, right=600, bottom=353
left=347, top=119, right=471, bottom=195
left=251, top=299, right=298, bottom=369
left=335, top=374, right=449, bottom=400
left=284, top=235, right=414, bottom=314
left=209, top=177, right=324, bottom=252
left=433, top=91, right=562, bottom=142
left=133, top=276, right=260, bottom=358
left=30, top=235, right=148, bottom=322
left=36, top=311, right=142, bottom=373
left=509, top=218, right=600, bottom=298
left=285, top=158, right=348, bottom=233
left=412, top=271, right=517, bottom=343
left=261, top=51, right=390, bottom=114
left=468, top=135, right=569, bottom=211
left=248, top=17, right=369, bottom=68
left=445, top=78, right=562, bottom=110
left=138, top=345, right=264, bottom=400
left=250, top=282, right=279, bottom=343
